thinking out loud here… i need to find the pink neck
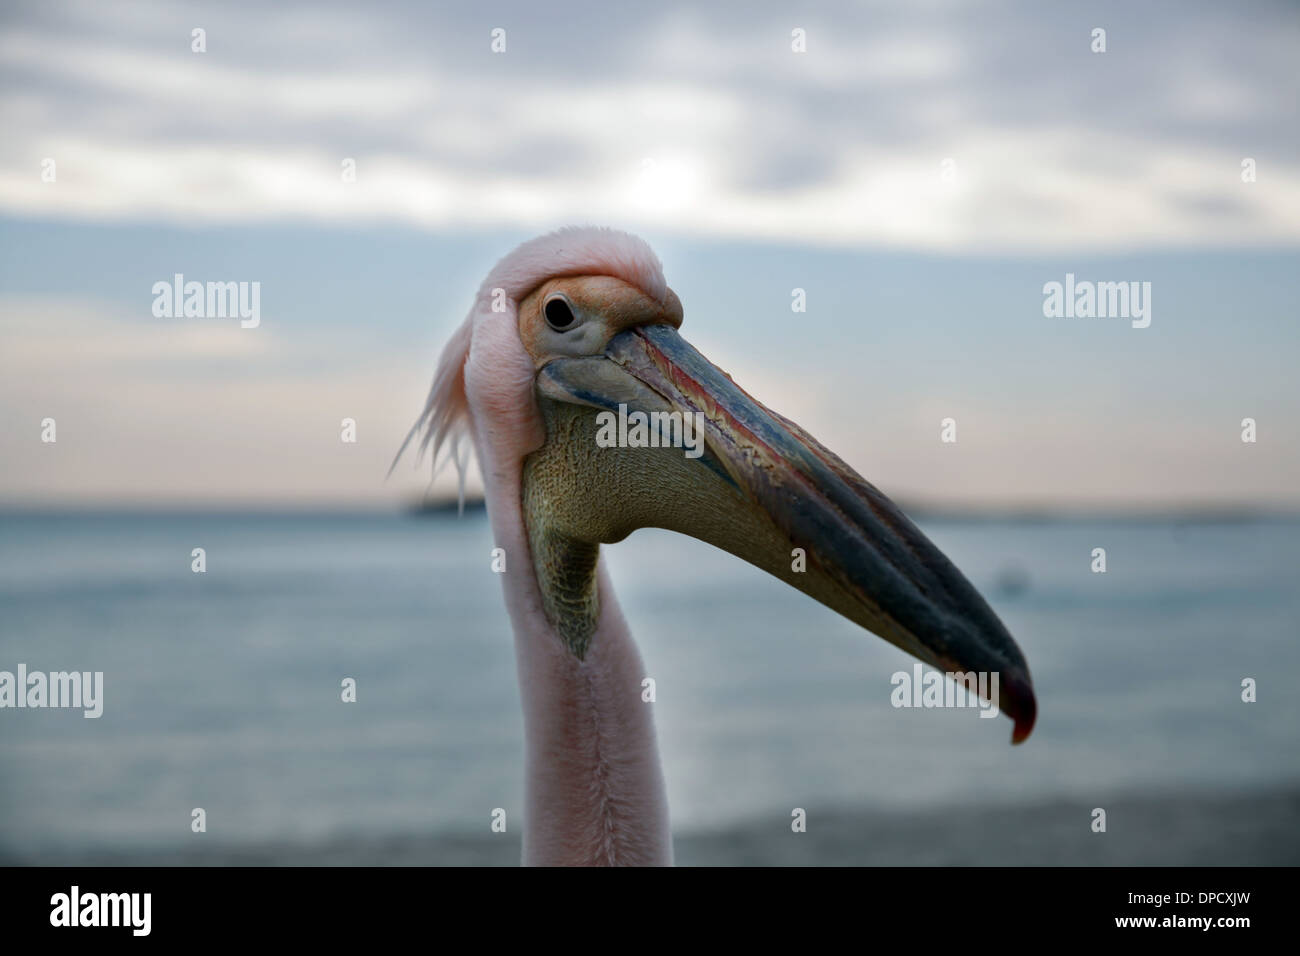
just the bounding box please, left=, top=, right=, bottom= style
left=480, top=448, right=672, bottom=865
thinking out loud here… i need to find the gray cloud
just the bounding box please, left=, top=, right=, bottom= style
left=1, top=0, right=1297, bottom=249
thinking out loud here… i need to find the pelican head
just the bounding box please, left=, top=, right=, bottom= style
left=415, top=227, right=1035, bottom=746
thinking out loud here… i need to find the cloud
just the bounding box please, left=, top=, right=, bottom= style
left=1, top=0, right=1297, bottom=251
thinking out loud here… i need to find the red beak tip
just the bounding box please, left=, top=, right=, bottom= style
left=1009, top=700, right=1037, bottom=745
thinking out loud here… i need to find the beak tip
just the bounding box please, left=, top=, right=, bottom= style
left=1008, top=677, right=1037, bottom=745
left=1011, top=714, right=1034, bottom=745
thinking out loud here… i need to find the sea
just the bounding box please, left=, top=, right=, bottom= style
left=1, top=509, right=1297, bottom=865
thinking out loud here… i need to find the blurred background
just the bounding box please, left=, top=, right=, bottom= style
left=1, top=0, right=1297, bottom=864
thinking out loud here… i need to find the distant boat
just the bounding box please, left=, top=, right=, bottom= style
left=994, top=564, right=1032, bottom=598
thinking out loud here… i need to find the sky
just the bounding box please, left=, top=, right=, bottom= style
left=1, top=0, right=1297, bottom=508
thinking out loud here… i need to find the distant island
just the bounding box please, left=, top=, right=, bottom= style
left=407, top=495, right=487, bottom=516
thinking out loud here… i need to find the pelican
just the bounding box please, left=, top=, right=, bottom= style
left=401, top=227, right=1035, bottom=866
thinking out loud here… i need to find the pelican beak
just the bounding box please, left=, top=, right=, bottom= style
left=535, top=323, right=1036, bottom=743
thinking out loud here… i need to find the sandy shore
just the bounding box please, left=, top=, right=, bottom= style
left=7, top=786, right=1297, bottom=866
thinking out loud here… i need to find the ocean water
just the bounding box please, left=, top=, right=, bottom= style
left=0, top=509, right=1297, bottom=861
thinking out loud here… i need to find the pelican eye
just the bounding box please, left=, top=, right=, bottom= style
left=544, top=295, right=578, bottom=331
